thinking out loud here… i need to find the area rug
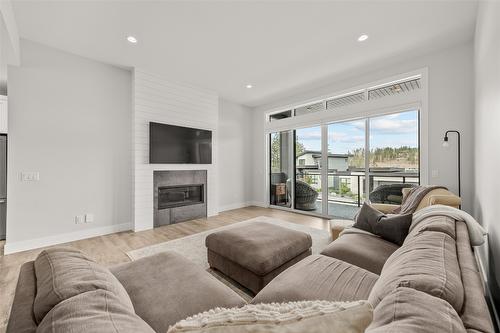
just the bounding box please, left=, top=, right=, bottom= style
left=126, top=216, right=331, bottom=300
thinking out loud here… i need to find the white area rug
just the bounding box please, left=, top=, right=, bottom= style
left=127, top=216, right=331, bottom=268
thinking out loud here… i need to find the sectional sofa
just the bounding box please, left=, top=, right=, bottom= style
left=7, top=214, right=494, bottom=332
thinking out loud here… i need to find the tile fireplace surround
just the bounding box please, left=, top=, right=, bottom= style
left=153, top=170, right=208, bottom=226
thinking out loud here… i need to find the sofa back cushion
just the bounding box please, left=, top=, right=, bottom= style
left=455, top=222, right=495, bottom=333
left=36, top=289, right=155, bottom=333
left=368, top=230, right=464, bottom=313
left=33, top=247, right=134, bottom=324
left=405, top=215, right=456, bottom=241
left=366, top=287, right=466, bottom=333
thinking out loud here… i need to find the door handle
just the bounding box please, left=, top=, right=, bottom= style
left=0, top=199, right=6, bottom=203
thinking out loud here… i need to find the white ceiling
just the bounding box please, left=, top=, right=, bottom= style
left=11, top=1, right=478, bottom=107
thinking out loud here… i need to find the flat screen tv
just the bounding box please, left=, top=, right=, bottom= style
left=149, top=122, right=212, bottom=164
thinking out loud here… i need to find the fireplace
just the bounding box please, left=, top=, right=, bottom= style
left=153, top=170, right=207, bottom=226
left=158, top=184, right=204, bottom=209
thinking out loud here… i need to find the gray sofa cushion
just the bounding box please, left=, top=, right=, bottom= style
left=205, top=222, right=312, bottom=275
left=36, top=289, right=155, bottom=333
left=366, top=287, right=466, bottom=333
left=405, top=215, right=456, bottom=241
left=110, top=251, right=247, bottom=333
left=33, top=247, right=134, bottom=324
left=368, top=230, right=464, bottom=313
left=251, top=255, right=379, bottom=304
left=321, top=233, right=399, bottom=275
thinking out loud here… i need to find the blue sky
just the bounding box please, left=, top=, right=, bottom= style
left=295, top=110, right=418, bottom=153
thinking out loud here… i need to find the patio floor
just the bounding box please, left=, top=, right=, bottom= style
left=308, top=200, right=360, bottom=220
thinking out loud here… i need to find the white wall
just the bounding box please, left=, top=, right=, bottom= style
left=0, top=16, right=10, bottom=95
left=5, top=39, right=132, bottom=253
left=251, top=41, right=475, bottom=212
left=133, top=69, right=219, bottom=231
left=218, top=99, right=253, bottom=211
left=474, top=1, right=500, bottom=310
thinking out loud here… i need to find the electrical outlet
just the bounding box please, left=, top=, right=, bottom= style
left=74, top=215, right=84, bottom=224
left=85, top=214, right=94, bottom=223
left=431, top=169, right=439, bottom=178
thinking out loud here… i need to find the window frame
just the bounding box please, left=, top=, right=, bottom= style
left=264, top=68, right=428, bottom=218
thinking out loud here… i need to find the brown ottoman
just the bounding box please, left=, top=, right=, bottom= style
left=205, top=222, right=312, bottom=294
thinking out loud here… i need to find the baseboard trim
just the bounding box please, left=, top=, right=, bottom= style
left=218, top=202, right=252, bottom=212
left=247, top=201, right=267, bottom=208
left=4, top=223, right=133, bottom=255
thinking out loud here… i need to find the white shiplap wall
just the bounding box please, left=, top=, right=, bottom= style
left=133, top=69, right=219, bottom=231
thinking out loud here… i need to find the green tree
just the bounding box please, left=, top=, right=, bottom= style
left=270, top=134, right=306, bottom=172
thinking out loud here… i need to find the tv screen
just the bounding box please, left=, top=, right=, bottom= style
left=149, top=122, right=212, bottom=164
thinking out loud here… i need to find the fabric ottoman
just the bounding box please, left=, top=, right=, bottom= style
left=206, top=222, right=312, bottom=294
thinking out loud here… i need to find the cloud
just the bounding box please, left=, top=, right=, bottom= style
left=329, top=132, right=364, bottom=144
left=370, top=119, right=417, bottom=134
left=297, top=130, right=321, bottom=140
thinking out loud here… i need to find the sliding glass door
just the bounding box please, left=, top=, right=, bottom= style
left=327, top=120, right=366, bottom=219
left=294, top=126, right=322, bottom=213
left=269, top=131, right=293, bottom=208
left=269, top=109, right=420, bottom=218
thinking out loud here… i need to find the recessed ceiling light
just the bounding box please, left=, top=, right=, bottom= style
left=357, top=34, right=369, bottom=42
left=246, top=84, right=253, bottom=89
left=127, top=36, right=138, bottom=44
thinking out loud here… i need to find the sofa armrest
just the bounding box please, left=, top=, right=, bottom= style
left=429, top=194, right=461, bottom=208
left=7, top=261, right=37, bottom=333
left=370, top=203, right=399, bottom=214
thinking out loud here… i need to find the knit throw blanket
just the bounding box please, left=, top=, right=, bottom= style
left=392, top=185, right=447, bottom=214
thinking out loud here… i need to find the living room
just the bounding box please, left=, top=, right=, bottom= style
left=0, top=1, right=499, bottom=332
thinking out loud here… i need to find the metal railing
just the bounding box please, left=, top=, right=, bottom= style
left=298, top=171, right=419, bottom=207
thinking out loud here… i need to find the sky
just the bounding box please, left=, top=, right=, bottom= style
left=295, top=110, right=419, bottom=153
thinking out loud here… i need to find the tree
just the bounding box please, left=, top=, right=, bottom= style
left=296, top=141, right=306, bottom=156
left=270, top=134, right=306, bottom=172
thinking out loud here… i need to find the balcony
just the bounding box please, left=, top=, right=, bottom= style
left=300, top=171, right=419, bottom=219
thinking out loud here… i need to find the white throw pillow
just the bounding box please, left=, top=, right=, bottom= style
left=167, top=300, right=372, bottom=333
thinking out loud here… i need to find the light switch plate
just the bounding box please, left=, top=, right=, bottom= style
left=431, top=169, right=439, bottom=178
left=85, top=214, right=94, bottom=223
left=74, top=215, right=84, bottom=224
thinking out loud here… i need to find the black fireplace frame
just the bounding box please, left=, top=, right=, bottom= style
left=157, top=184, right=205, bottom=210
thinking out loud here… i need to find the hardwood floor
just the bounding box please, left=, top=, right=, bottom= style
left=0, top=206, right=329, bottom=332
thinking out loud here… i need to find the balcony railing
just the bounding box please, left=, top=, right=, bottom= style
left=298, top=170, right=419, bottom=207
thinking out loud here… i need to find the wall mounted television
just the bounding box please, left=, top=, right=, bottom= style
left=149, top=122, right=212, bottom=164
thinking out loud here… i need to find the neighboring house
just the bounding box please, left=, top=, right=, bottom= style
left=296, top=151, right=418, bottom=200
left=296, top=151, right=349, bottom=171
left=296, top=151, right=351, bottom=190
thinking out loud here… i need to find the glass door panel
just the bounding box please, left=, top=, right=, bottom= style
left=269, top=131, right=293, bottom=207
left=295, top=126, right=322, bottom=213
left=327, top=120, right=366, bottom=219
left=368, top=110, right=420, bottom=204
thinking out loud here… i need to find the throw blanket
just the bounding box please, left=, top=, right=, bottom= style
left=341, top=204, right=487, bottom=246
left=411, top=205, right=487, bottom=246
left=392, top=185, right=447, bottom=214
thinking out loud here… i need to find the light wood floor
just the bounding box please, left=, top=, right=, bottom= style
left=0, top=206, right=329, bottom=332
